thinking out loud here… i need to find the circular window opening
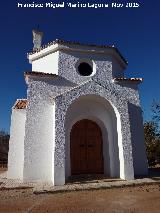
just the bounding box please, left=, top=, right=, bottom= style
left=78, top=62, right=93, bottom=76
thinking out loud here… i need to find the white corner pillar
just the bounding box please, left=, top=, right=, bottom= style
left=7, top=109, right=26, bottom=180
left=23, top=98, right=55, bottom=183
left=128, top=102, right=148, bottom=176
left=117, top=104, right=134, bottom=180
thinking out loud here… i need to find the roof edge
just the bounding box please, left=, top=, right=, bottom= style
left=13, top=99, right=28, bottom=109
left=24, top=71, right=59, bottom=84
left=27, top=39, right=128, bottom=65
left=113, top=77, right=143, bottom=83
left=24, top=71, right=58, bottom=77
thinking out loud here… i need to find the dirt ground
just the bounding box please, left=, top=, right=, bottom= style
left=0, top=184, right=159, bottom=213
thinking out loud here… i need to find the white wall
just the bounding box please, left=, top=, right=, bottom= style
left=128, top=103, right=148, bottom=176
left=23, top=101, right=55, bottom=183
left=65, top=95, right=120, bottom=179
left=32, top=51, right=59, bottom=74
left=7, top=109, right=26, bottom=180
left=112, top=57, right=125, bottom=78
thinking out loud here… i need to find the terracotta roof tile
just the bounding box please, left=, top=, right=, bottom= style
left=24, top=71, right=58, bottom=78
left=27, top=39, right=128, bottom=65
left=114, top=77, right=143, bottom=82
left=14, top=99, right=27, bottom=109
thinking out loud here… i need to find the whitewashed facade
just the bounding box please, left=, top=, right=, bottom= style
left=7, top=39, right=148, bottom=185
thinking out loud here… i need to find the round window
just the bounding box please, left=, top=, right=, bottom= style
left=78, top=62, right=93, bottom=76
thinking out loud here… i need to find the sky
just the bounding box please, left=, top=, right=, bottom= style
left=0, top=0, right=160, bottom=132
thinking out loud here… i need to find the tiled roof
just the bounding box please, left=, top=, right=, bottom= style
left=27, top=39, right=128, bottom=65
left=114, top=77, right=143, bottom=82
left=24, top=71, right=58, bottom=78
left=14, top=99, right=27, bottom=109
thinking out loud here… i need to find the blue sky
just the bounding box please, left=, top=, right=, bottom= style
left=0, top=0, right=160, bottom=132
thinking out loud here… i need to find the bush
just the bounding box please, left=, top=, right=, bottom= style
left=144, top=100, right=160, bottom=167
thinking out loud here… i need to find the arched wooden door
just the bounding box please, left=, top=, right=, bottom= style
left=70, top=119, right=104, bottom=175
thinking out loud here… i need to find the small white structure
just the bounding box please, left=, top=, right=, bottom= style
left=7, top=32, right=148, bottom=185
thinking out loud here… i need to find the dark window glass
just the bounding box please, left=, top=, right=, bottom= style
left=78, top=62, right=92, bottom=76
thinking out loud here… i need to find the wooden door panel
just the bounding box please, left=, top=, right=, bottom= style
left=70, top=119, right=103, bottom=175
left=86, top=121, right=103, bottom=173
left=70, top=122, right=87, bottom=174
left=71, top=139, right=86, bottom=174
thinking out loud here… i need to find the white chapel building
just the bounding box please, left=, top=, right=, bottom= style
left=7, top=30, right=148, bottom=185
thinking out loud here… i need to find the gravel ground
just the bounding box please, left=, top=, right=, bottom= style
left=0, top=168, right=160, bottom=212
left=0, top=184, right=160, bottom=213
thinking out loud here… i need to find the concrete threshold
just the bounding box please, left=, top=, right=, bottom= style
left=1, top=171, right=160, bottom=194
left=33, top=178, right=160, bottom=194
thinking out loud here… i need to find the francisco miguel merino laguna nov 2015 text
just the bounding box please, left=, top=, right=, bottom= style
left=17, top=2, right=140, bottom=9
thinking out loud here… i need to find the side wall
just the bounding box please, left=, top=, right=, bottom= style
left=23, top=98, right=55, bottom=183
left=128, top=103, right=148, bottom=176
left=7, top=109, right=26, bottom=180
